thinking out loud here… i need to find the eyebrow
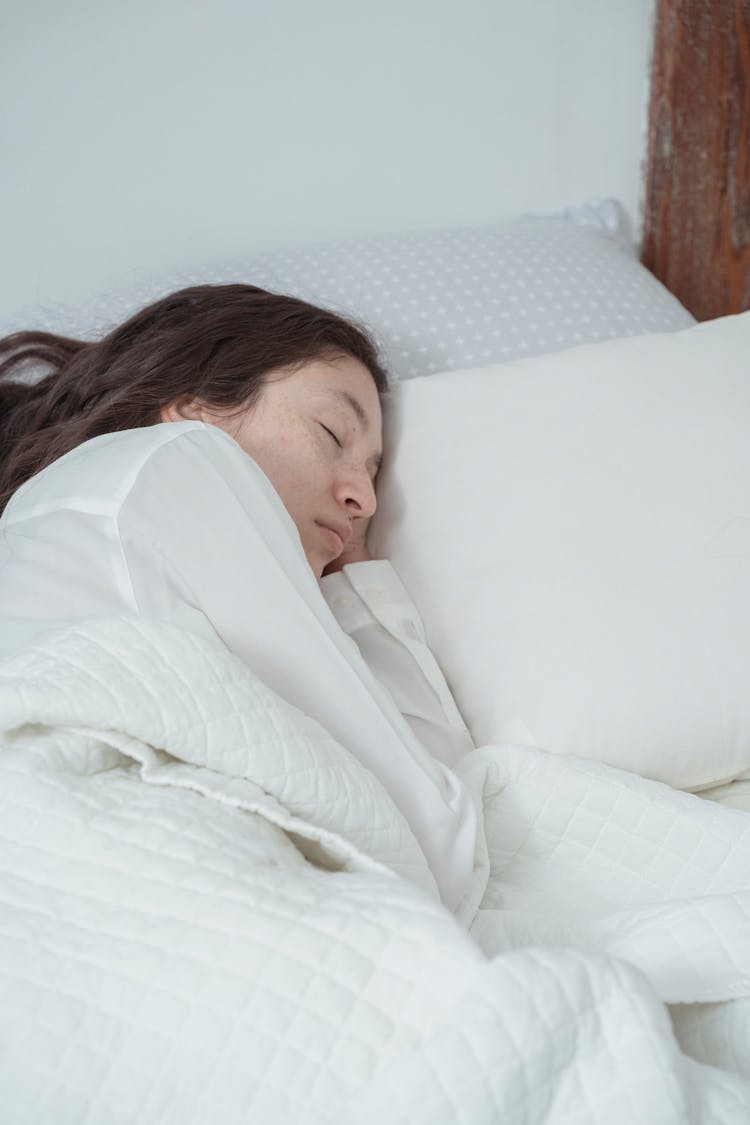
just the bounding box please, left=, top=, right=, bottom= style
left=331, top=390, right=369, bottom=428
left=326, top=389, right=383, bottom=471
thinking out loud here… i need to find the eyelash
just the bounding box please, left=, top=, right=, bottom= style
left=320, top=424, right=342, bottom=449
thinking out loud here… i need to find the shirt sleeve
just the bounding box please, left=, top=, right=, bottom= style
left=319, top=559, right=475, bottom=767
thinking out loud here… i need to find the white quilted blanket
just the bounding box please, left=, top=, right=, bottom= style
left=1, top=618, right=749, bottom=1124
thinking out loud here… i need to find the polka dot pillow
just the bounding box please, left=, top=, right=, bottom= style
left=3, top=199, right=693, bottom=380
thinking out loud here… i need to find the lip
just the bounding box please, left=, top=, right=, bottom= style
left=316, top=522, right=349, bottom=554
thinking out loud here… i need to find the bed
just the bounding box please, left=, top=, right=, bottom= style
left=1, top=2, right=750, bottom=1122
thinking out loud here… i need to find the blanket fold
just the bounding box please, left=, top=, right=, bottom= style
left=1, top=617, right=748, bottom=1123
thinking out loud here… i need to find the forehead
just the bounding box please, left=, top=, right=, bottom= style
left=271, top=357, right=383, bottom=430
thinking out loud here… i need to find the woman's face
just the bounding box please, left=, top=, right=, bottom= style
left=166, top=356, right=383, bottom=578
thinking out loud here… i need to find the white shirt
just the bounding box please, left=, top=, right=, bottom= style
left=320, top=562, right=474, bottom=768
left=0, top=422, right=478, bottom=910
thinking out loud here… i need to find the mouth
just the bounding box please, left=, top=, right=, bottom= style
left=316, top=522, right=349, bottom=555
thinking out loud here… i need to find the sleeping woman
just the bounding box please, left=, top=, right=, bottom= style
left=0, top=284, right=484, bottom=915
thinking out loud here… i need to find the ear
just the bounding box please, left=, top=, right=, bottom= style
left=159, top=398, right=211, bottom=423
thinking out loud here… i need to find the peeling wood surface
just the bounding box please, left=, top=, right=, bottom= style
left=641, top=0, right=750, bottom=320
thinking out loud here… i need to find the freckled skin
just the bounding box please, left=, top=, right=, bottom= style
left=161, top=357, right=383, bottom=579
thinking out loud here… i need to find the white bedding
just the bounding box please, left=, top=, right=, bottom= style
left=372, top=312, right=750, bottom=794
left=702, top=778, right=750, bottom=813
left=1, top=618, right=748, bottom=1123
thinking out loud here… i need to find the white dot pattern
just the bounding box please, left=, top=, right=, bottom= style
left=2, top=204, right=694, bottom=382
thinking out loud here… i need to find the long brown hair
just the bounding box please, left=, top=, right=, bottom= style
left=0, top=284, right=388, bottom=514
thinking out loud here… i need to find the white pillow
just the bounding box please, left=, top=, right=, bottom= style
left=370, top=312, right=750, bottom=790
left=1, top=200, right=692, bottom=381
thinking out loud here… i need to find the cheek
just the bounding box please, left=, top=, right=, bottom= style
left=248, top=429, right=327, bottom=508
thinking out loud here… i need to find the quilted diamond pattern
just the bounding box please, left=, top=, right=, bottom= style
left=1, top=617, right=748, bottom=1122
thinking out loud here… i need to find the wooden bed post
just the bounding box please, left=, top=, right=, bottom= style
left=641, top=0, right=750, bottom=320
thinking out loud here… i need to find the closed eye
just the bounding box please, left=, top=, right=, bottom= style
left=320, top=423, right=342, bottom=448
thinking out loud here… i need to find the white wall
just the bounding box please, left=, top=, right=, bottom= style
left=0, top=0, right=655, bottom=320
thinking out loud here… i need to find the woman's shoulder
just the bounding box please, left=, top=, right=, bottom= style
left=2, top=421, right=235, bottom=526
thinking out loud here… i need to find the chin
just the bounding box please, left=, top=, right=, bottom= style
left=307, top=552, right=325, bottom=579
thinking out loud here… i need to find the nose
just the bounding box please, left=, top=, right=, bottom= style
left=335, top=466, right=377, bottom=520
